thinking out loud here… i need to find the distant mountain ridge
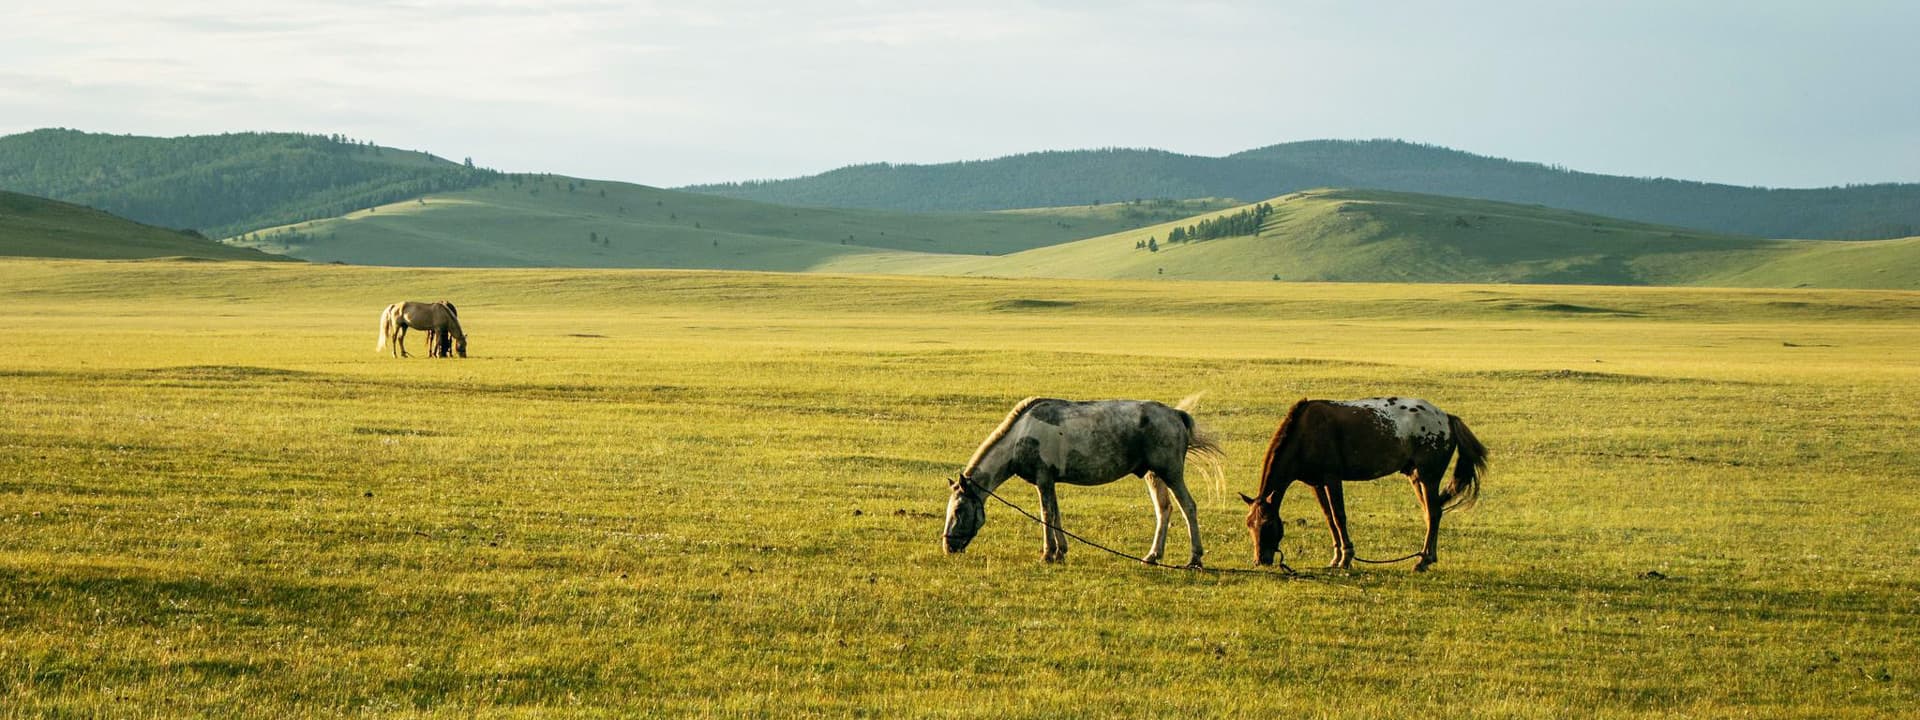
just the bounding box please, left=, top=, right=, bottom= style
left=682, top=140, right=1920, bottom=240
left=0, top=128, right=497, bottom=238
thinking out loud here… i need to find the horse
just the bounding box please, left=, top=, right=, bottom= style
left=376, top=301, right=467, bottom=358
left=423, top=301, right=462, bottom=357
left=1241, top=397, right=1487, bottom=572
left=943, top=395, right=1225, bottom=566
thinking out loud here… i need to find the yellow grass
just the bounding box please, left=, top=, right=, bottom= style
left=1, top=258, right=1916, bottom=717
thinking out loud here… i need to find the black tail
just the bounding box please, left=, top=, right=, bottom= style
left=1440, top=414, right=1487, bottom=512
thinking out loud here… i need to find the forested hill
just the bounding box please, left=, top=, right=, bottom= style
left=0, top=189, right=292, bottom=261
left=0, top=129, right=497, bottom=238
left=683, top=140, right=1920, bottom=240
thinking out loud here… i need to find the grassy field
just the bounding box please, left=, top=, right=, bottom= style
left=1, top=258, right=1916, bottom=717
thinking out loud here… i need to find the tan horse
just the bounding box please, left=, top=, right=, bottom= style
left=376, top=301, right=467, bottom=358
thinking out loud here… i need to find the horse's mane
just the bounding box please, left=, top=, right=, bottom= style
left=962, top=397, right=1050, bottom=477
left=1255, top=398, right=1314, bottom=497
left=440, top=301, right=465, bottom=337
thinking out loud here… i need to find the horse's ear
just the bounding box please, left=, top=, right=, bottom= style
left=1238, top=492, right=1256, bottom=506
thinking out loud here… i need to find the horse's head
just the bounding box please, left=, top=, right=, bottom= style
left=452, top=334, right=468, bottom=358
left=1241, top=491, right=1285, bottom=568
left=942, top=475, right=986, bottom=554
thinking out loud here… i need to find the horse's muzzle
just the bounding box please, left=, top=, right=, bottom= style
left=942, top=535, right=970, bottom=554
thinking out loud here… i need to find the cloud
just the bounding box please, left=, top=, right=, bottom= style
left=3, top=1, right=1917, bottom=187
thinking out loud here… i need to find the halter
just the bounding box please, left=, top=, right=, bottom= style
left=941, top=475, right=984, bottom=547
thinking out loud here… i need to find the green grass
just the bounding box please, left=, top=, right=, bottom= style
left=0, top=191, right=292, bottom=262
left=822, top=189, right=1920, bottom=288
left=2, top=258, right=1917, bottom=717
left=227, top=178, right=1166, bottom=269
left=1695, top=234, right=1920, bottom=289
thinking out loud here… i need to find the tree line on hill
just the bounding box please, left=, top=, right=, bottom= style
left=684, top=140, right=1920, bottom=240
left=1138, top=202, right=1274, bottom=251
left=0, top=129, right=498, bottom=238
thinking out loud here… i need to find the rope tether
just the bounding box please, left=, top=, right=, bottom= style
left=961, top=478, right=1386, bottom=586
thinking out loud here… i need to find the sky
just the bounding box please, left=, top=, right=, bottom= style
left=3, top=0, right=1917, bottom=189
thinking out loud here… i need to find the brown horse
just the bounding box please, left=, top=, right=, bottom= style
left=1241, top=397, right=1486, bottom=572
left=376, top=301, right=466, bottom=358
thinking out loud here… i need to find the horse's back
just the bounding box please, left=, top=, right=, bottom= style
left=1013, top=398, right=1191, bottom=484
left=394, top=301, right=454, bottom=328
left=1309, top=397, right=1455, bottom=478
left=1330, top=397, right=1450, bottom=446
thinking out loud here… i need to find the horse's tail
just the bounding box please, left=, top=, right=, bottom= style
left=376, top=303, right=399, bottom=352
left=1441, top=413, right=1487, bottom=512
left=1174, top=392, right=1226, bottom=503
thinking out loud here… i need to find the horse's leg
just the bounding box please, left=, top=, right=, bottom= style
left=1036, top=471, right=1064, bottom=563
left=1320, top=481, right=1354, bottom=569
left=1412, top=464, right=1447, bottom=572
left=1311, top=484, right=1338, bottom=566
left=1329, top=481, right=1355, bottom=568
left=1142, top=474, right=1174, bottom=565
left=1161, top=469, right=1205, bottom=568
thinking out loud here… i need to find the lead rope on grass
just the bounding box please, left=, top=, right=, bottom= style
left=966, top=479, right=1361, bottom=588
left=1351, top=550, right=1427, bottom=564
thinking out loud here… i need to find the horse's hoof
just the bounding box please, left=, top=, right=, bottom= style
left=1414, top=559, right=1435, bottom=572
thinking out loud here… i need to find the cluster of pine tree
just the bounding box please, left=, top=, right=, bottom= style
left=1167, top=202, right=1272, bottom=243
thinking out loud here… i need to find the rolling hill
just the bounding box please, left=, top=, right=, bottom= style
left=223, top=176, right=1215, bottom=269
left=6, top=127, right=1910, bottom=289
left=682, top=140, right=1920, bottom=240
left=813, top=189, right=1920, bottom=290
left=0, top=190, right=293, bottom=261
left=0, top=128, right=496, bottom=238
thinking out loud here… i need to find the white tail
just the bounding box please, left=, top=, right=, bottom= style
left=1174, top=392, right=1227, bottom=504
left=376, top=304, right=399, bottom=352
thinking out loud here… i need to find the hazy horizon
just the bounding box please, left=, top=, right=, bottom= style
left=5, top=1, right=1917, bottom=189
